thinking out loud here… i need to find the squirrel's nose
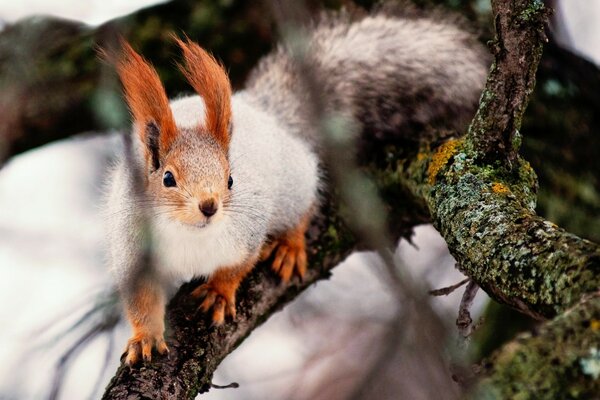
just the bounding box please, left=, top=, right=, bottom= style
left=199, top=199, right=218, bottom=217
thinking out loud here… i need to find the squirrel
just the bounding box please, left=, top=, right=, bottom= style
left=105, top=6, right=488, bottom=365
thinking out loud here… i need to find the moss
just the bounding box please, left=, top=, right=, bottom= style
left=400, top=135, right=600, bottom=320
left=518, top=0, right=545, bottom=23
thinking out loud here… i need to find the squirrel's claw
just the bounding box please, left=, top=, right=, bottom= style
left=123, top=332, right=168, bottom=366
left=271, top=241, right=307, bottom=283
left=192, top=282, right=237, bottom=326
left=260, top=214, right=310, bottom=283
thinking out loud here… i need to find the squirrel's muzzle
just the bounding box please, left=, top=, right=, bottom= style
left=199, top=199, right=218, bottom=217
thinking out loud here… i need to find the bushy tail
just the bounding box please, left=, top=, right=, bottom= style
left=244, top=6, right=489, bottom=147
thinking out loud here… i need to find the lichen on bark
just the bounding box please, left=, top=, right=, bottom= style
left=474, top=294, right=600, bottom=399
left=401, top=141, right=600, bottom=320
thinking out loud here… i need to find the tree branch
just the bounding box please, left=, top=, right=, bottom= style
left=398, top=0, right=600, bottom=320
left=468, top=0, right=549, bottom=166
left=396, top=1, right=600, bottom=396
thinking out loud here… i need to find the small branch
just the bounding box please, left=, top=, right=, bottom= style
left=429, top=277, right=470, bottom=296
left=210, top=382, right=239, bottom=390
left=467, top=0, right=550, bottom=166
left=456, top=280, right=479, bottom=345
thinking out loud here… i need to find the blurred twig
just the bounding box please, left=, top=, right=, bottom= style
left=456, top=279, right=479, bottom=346
left=269, top=2, right=457, bottom=398
left=47, top=291, right=120, bottom=400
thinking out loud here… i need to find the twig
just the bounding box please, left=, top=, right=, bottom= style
left=456, top=279, right=479, bottom=346
left=429, top=278, right=470, bottom=297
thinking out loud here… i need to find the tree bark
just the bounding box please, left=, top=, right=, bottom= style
left=467, top=0, right=548, bottom=166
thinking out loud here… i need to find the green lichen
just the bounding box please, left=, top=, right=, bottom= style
left=518, top=0, right=545, bottom=23
left=401, top=136, right=599, bottom=320
left=580, top=347, right=600, bottom=380
left=475, top=297, right=600, bottom=399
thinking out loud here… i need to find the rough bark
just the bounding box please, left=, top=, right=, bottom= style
left=467, top=0, right=549, bottom=166
left=401, top=141, right=600, bottom=320
left=395, top=1, right=600, bottom=397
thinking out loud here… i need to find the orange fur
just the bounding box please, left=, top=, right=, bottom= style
left=123, top=279, right=168, bottom=365
left=260, top=212, right=312, bottom=283
left=191, top=256, right=257, bottom=325
left=115, top=40, right=177, bottom=164
left=174, top=36, right=232, bottom=149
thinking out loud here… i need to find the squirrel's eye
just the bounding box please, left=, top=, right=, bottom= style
left=228, top=175, right=233, bottom=190
left=163, top=171, right=176, bottom=187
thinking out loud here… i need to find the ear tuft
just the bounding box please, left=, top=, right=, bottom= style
left=115, top=39, right=177, bottom=167
left=174, top=35, right=232, bottom=149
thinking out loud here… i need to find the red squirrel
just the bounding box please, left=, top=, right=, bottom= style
left=106, top=8, right=488, bottom=365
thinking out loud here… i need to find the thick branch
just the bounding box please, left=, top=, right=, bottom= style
left=399, top=0, right=600, bottom=320
left=397, top=1, right=600, bottom=394
left=402, top=143, right=600, bottom=319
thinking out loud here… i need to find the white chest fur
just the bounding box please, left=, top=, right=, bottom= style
left=150, top=214, right=248, bottom=282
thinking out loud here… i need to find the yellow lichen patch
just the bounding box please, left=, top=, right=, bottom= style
left=427, top=139, right=459, bottom=184
left=491, top=182, right=511, bottom=195
left=591, top=319, right=600, bottom=331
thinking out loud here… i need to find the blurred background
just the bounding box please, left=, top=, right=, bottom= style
left=0, top=0, right=598, bottom=399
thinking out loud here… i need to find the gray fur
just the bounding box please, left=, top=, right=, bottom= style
left=245, top=9, right=489, bottom=147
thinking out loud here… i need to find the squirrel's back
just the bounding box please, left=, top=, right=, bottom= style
left=245, top=7, right=489, bottom=146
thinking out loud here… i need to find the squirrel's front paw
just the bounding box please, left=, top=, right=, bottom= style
left=122, top=330, right=168, bottom=366
left=191, top=281, right=237, bottom=326
left=260, top=215, right=310, bottom=283
left=261, top=236, right=307, bottom=283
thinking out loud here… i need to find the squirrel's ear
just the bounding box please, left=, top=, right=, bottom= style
left=114, top=40, right=177, bottom=170
left=174, top=36, right=232, bottom=149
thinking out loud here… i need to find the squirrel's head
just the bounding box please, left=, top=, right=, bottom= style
left=115, top=37, right=232, bottom=228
